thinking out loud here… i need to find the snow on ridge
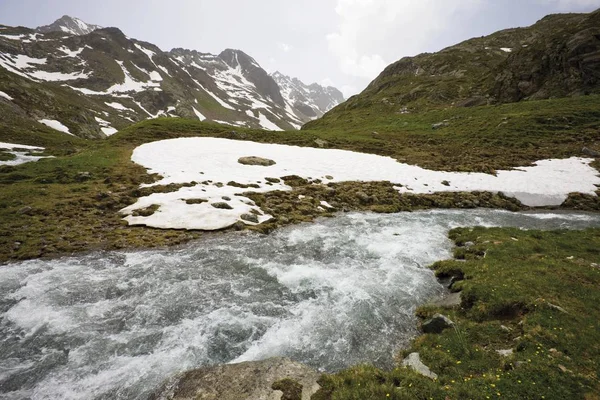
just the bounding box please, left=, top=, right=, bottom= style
left=105, top=61, right=160, bottom=94
left=192, top=107, right=206, bottom=121
left=39, top=119, right=73, bottom=135
left=30, top=69, right=89, bottom=82
left=257, top=112, right=283, bottom=131
left=58, top=46, right=86, bottom=57
left=95, top=116, right=118, bottom=136
left=121, top=137, right=600, bottom=231
left=105, top=101, right=133, bottom=112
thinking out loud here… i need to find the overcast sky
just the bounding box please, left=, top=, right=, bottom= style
left=1, top=0, right=599, bottom=97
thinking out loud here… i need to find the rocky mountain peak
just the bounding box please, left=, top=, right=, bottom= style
left=36, top=15, right=103, bottom=36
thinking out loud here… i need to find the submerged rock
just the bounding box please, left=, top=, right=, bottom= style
left=422, top=314, right=455, bottom=334
left=401, top=353, right=438, bottom=380
left=148, top=357, right=320, bottom=400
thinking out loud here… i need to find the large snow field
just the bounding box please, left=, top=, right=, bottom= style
left=120, top=137, right=600, bottom=230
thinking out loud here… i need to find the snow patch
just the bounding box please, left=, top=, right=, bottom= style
left=0, top=141, right=51, bottom=166
left=0, top=90, right=13, bottom=100
left=38, top=119, right=72, bottom=135
left=120, top=138, right=600, bottom=231
left=257, top=113, right=282, bottom=131
left=192, top=107, right=206, bottom=121
left=105, top=102, right=133, bottom=112
left=500, top=48, right=512, bottom=53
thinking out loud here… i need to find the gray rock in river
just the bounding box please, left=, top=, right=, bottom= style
left=148, top=357, right=320, bottom=400
left=422, top=313, right=455, bottom=334
left=401, top=352, right=438, bottom=380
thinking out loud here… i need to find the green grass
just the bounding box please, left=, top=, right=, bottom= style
left=312, top=227, right=600, bottom=399
left=305, top=94, right=600, bottom=173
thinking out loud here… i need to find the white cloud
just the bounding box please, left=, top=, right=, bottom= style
left=327, top=0, right=483, bottom=83
left=277, top=42, right=292, bottom=53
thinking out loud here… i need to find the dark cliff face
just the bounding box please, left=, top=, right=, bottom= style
left=218, top=49, right=285, bottom=106
left=492, top=10, right=600, bottom=102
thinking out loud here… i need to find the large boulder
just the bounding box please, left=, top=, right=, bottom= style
left=238, top=156, right=276, bottom=166
left=148, top=357, right=320, bottom=400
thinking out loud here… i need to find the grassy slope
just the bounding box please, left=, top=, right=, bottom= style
left=304, top=94, right=600, bottom=173
left=312, top=228, right=600, bottom=400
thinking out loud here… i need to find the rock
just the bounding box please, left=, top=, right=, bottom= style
left=211, top=202, right=234, bottom=210
left=464, top=241, right=475, bottom=248
left=422, top=314, right=455, bottom=334
left=432, top=122, right=449, bottom=130
left=401, top=353, right=438, bottom=380
left=441, top=180, right=451, bottom=187
left=149, top=357, right=320, bottom=400
left=548, top=303, right=568, bottom=314
left=75, top=171, right=92, bottom=182
left=314, top=139, right=328, bottom=148
left=500, top=325, right=512, bottom=333
left=17, top=206, right=33, bottom=215
left=429, top=292, right=461, bottom=308
left=222, top=196, right=231, bottom=201
left=497, top=349, right=514, bottom=357
left=325, top=175, right=334, bottom=180
left=238, top=156, right=276, bottom=166
left=241, top=213, right=259, bottom=223
left=355, top=191, right=370, bottom=204
left=265, top=177, right=281, bottom=183
left=582, top=147, right=600, bottom=157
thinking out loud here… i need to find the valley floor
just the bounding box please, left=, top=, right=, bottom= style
left=0, top=95, right=599, bottom=399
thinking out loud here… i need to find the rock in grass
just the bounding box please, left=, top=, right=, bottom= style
left=211, top=202, right=233, bottom=210
left=422, top=314, right=455, bottom=334
left=582, top=147, right=600, bottom=157
left=238, top=156, right=276, bottom=166
left=497, top=349, right=514, bottom=357
left=241, top=213, right=259, bottom=223
left=401, top=353, right=438, bottom=380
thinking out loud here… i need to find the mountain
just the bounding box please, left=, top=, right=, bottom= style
left=305, top=8, right=600, bottom=130
left=271, top=71, right=344, bottom=120
left=36, top=15, right=103, bottom=36
left=0, top=16, right=344, bottom=139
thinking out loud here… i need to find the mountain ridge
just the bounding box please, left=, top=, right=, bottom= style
left=305, top=8, right=600, bottom=130
left=0, top=15, right=344, bottom=139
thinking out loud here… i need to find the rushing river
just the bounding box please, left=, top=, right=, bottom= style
left=1, top=209, right=600, bottom=400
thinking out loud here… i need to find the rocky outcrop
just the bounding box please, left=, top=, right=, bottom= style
left=148, top=358, right=320, bottom=400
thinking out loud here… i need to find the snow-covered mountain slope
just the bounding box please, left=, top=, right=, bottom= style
left=0, top=16, right=344, bottom=139
left=36, top=15, right=103, bottom=36
left=271, top=71, right=344, bottom=120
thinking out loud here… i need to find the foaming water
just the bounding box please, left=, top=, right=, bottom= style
left=1, top=209, right=600, bottom=399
